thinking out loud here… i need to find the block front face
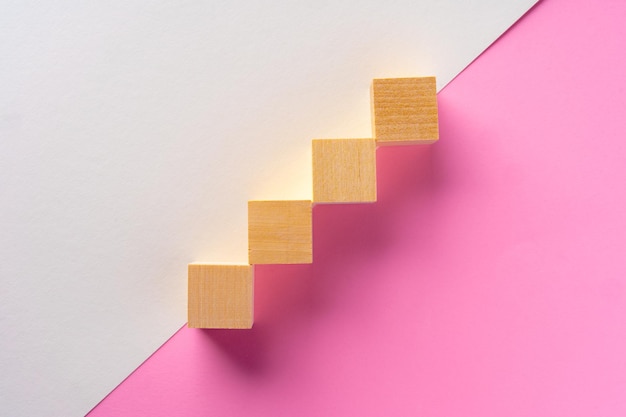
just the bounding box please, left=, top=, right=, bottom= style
left=188, top=264, right=253, bottom=329
left=312, top=139, right=377, bottom=203
left=248, top=200, right=312, bottom=264
left=371, top=77, right=439, bottom=145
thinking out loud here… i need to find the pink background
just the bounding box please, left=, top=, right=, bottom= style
left=89, top=0, right=626, bottom=415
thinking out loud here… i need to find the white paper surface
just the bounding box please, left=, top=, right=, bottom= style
left=0, top=1, right=536, bottom=415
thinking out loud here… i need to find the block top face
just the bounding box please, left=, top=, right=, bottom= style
left=371, top=77, right=439, bottom=145
left=248, top=200, right=312, bottom=264
left=187, top=264, right=253, bottom=329
left=312, top=138, right=377, bottom=204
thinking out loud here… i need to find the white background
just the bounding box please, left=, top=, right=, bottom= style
left=0, top=1, right=535, bottom=415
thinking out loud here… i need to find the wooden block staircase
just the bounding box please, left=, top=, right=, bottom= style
left=188, top=76, right=438, bottom=329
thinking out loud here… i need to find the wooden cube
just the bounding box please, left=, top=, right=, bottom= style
left=188, top=264, right=253, bottom=329
left=248, top=200, right=312, bottom=264
left=371, top=77, right=439, bottom=145
left=312, top=138, right=377, bottom=203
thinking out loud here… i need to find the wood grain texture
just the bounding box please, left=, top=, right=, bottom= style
left=248, top=200, right=312, bottom=264
left=188, top=264, right=253, bottom=329
left=312, top=138, right=377, bottom=203
left=371, top=77, right=439, bottom=145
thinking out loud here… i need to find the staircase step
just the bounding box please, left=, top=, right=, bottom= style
left=371, top=77, right=438, bottom=145
left=248, top=200, right=313, bottom=265
left=312, top=138, right=377, bottom=204
left=187, top=264, right=254, bottom=329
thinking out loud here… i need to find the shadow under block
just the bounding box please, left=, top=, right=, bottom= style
left=188, top=264, right=254, bottom=329
left=312, top=138, right=377, bottom=203
left=248, top=200, right=312, bottom=264
left=371, top=77, right=439, bottom=145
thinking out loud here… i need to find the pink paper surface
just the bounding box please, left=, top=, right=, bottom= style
left=88, top=0, right=626, bottom=415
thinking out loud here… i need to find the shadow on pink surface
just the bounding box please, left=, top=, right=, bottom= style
left=205, top=144, right=442, bottom=374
